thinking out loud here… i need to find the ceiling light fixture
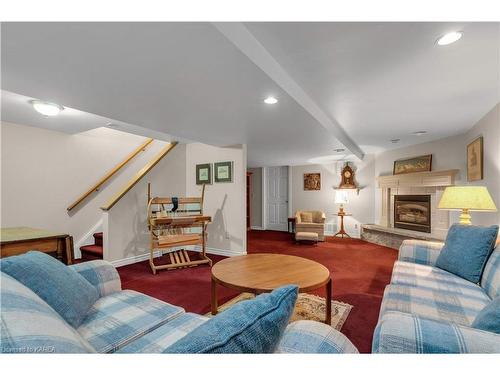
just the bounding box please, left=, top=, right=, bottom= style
left=436, top=31, right=463, bottom=46
left=30, top=100, right=64, bottom=116
left=412, top=131, right=428, bottom=136
left=264, top=96, right=278, bottom=104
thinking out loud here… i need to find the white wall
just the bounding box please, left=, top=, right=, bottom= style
left=374, top=102, right=500, bottom=227
left=289, top=155, right=375, bottom=237
left=0, top=122, right=166, bottom=248
left=462, top=103, right=500, bottom=225
left=186, top=143, right=247, bottom=255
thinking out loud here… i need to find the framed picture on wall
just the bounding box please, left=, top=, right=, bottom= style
left=393, top=154, right=432, bottom=175
left=196, top=163, right=212, bottom=185
left=214, top=161, right=233, bottom=183
left=467, top=136, right=483, bottom=181
left=303, top=173, right=321, bottom=190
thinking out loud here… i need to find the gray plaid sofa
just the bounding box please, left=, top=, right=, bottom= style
left=1, top=260, right=358, bottom=354
left=372, top=239, right=500, bottom=353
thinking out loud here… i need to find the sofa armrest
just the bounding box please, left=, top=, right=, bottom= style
left=373, top=311, right=500, bottom=353
left=70, top=260, right=121, bottom=298
left=275, top=320, right=358, bottom=353
left=398, top=239, right=444, bottom=266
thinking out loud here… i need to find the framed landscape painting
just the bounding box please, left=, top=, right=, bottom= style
left=467, top=136, right=483, bottom=181
left=303, top=173, right=321, bottom=190
left=196, top=163, right=212, bottom=185
left=393, top=154, right=432, bottom=175
left=214, top=161, right=233, bottom=183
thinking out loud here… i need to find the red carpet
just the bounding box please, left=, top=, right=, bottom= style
left=117, top=230, right=397, bottom=353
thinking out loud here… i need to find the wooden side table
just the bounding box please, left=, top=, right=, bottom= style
left=287, top=217, right=296, bottom=233
left=334, top=213, right=352, bottom=238
left=0, top=227, right=74, bottom=264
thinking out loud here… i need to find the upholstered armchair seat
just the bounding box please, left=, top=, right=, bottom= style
left=295, top=210, right=326, bottom=241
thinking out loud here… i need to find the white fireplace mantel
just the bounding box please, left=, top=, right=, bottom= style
left=377, top=169, right=459, bottom=239
left=377, top=169, right=459, bottom=189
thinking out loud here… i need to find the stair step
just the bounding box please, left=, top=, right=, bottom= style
left=93, top=232, right=103, bottom=246
left=80, top=245, right=103, bottom=257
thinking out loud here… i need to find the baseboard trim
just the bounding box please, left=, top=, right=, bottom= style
left=110, top=245, right=244, bottom=267
left=250, top=226, right=265, bottom=230
left=110, top=251, right=161, bottom=268
left=191, top=245, right=245, bottom=257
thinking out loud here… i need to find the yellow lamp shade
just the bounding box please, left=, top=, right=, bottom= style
left=438, top=186, right=497, bottom=225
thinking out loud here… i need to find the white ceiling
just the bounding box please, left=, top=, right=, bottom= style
left=2, top=22, right=499, bottom=167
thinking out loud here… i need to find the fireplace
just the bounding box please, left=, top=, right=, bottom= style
left=394, top=195, right=431, bottom=233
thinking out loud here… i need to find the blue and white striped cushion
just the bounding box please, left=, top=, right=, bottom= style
left=275, top=320, right=359, bottom=354
left=70, top=260, right=121, bottom=298
left=373, top=311, right=500, bottom=353
left=77, top=290, right=184, bottom=353
left=380, top=284, right=490, bottom=326
left=391, top=261, right=485, bottom=297
left=117, top=313, right=209, bottom=353
left=1, top=272, right=94, bottom=353
left=481, top=247, right=500, bottom=299
left=398, top=240, right=444, bottom=266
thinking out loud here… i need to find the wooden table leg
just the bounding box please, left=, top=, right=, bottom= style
left=325, top=278, right=332, bottom=325
left=211, top=277, right=218, bottom=315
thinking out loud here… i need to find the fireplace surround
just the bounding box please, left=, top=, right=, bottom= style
left=394, top=195, right=431, bottom=233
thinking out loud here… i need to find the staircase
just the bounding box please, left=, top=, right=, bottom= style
left=80, top=232, right=103, bottom=260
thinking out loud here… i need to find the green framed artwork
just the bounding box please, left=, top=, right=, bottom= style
left=214, top=161, right=233, bottom=183
left=196, top=163, right=212, bottom=185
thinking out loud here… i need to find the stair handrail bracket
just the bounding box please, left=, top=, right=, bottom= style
left=67, top=138, right=154, bottom=211
left=100, top=142, right=178, bottom=211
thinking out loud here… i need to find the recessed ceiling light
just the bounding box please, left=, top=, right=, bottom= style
left=30, top=100, right=64, bottom=116
left=390, top=139, right=400, bottom=143
left=264, top=96, right=278, bottom=104
left=436, top=31, right=463, bottom=46
left=412, top=131, right=428, bottom=136
left=334, top=148, right=345, bottom=153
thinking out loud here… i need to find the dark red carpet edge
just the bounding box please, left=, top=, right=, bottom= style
left=117, top=230, right=397, bottom=353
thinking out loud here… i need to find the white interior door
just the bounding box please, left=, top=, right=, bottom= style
left=266, top=166, right=288, bottom=231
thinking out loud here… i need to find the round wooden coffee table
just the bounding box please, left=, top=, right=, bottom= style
left=211, top=253, right=332, bottom=324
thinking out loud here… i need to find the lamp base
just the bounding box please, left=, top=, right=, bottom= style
left=459, top=209, right=472, bottom=225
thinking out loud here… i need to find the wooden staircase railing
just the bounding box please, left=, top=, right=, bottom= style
left=67, top=138, right=154, bottom=211
left=100, top=142, right=178, bottom=211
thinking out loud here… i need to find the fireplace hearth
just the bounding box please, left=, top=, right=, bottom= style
left=394, top=195, right=431, bottom=233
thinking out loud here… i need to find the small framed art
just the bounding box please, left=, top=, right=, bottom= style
left=214, top=161, right=233, bottom=183
left=467, top=136, right=483, bottom=182
left=196, top=163, right=212, bottom=185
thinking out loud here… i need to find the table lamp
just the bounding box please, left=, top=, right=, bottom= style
left=438, top=186, right=497, bottom=225
left=335, top=190, right=349, bottom=215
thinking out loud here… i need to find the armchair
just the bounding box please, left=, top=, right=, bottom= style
left=295, top=210, right=326, bottom=241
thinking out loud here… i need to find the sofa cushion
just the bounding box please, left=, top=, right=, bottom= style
left=300, top=212, right=313, bottom=223
left=391, top=261, right=486, bottom=298
left=481, top=246, right=500, bottom=299
left=77, top=290, right=184, bottom=353
left=373, top=311, right=500, bottom=353
left=471, top=297, right=500, bottom=334
left=1, top=272, right=94, bottom=353
left=164, top=285, right=298, bottom=353
left=275, top=320, right=359, bottom=354
left=435, top=224, right=498, bottom=284
left=0, top=251, right=99, bottom=328
left=380, top=284, right=490, bottom=326
left=117, top=313, right=209, bottom=353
